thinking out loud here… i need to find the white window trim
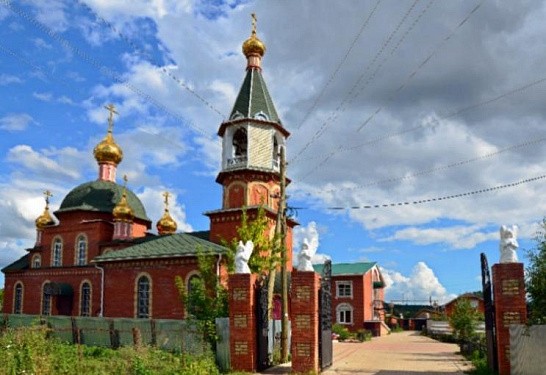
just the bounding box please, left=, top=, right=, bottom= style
left=336, top=280, right=353, bottom=298
left=336, top=303, right=353, bottom=325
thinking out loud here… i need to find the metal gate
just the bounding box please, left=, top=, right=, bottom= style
left=319, top=260, right=333, bottom=370
left=481, top=253, right=497, bottom=373
left=256, top=282, right=270, bottom=371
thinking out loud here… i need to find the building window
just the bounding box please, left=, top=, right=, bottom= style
left=136, top=275, right=151, bottom=318
left=13, top=282, right=23, bottom=314
left=80, top=282, right=91, bottom=316
left=232, top=128, right=247, bottom=157
left=32, top=254, right=41, bottom=268
left=42, top=283, right=51, bottom=316
left=336, top=280, right=353, bottom=298
left=336, top=303, right=353, bottom=324
left=52, top=237, right=63, bottom=267
left=76, top=235, right=87, bottom=266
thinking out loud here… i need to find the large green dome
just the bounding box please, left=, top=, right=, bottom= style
left=57, top=180, right=150, bottom=222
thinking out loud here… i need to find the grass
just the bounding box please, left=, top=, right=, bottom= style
left=0, top=326, right=220, bottom=375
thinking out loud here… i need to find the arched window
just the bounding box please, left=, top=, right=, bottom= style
left=272, top=136, right=279, bottom=168
left=13, top=282, right=23, bottom=314
left=32, top=254, right=41, bottom=268
left=136, top=275, right=151, bottom=318
left=336, top=303, right=353, bottom=325
left=42, top=282, right=51, bottom=316
left=76, top=235, right=87, bottom=266
left=52, top=237, right=63, bottom=267
left=232, top=128, right=248, bottom=157
left=80, top=281, right=91, bottom=316
left=187, top=273, right=201, bottom=295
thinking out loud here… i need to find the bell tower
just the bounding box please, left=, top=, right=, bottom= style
left=206, top=15, right=295, bottom=267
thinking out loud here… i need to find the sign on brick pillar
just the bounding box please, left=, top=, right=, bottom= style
left=492, top=263, right=527, bottom=375
left=229, top=273, right=258, bottom=372
left=291, top=270, right=320, bottom=374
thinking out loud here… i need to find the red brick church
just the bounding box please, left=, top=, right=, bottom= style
left=2, top=21, right=295, bottom=319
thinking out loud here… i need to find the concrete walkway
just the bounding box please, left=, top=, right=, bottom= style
left=322, top=331, right=472, bottom=375
left=261, top=331, right=472, bottom=374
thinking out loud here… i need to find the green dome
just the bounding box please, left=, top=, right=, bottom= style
left=57, top=180, right=150, bottom=222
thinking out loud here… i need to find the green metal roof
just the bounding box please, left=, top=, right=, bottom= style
left=313, top=262, right=376, bottom=276
left=230, top=68, right=280, bottom=124
left=57, top=180, right=150, bottom=222
left=2, top=254, right=29, bottom=273
left=94, top=232, right=227, bottom=262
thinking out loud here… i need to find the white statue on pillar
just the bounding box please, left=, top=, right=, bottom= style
left=499, top=225, right=519, bottom=263
left=235, top=240, right=253, bottom=274
left=297, top=222, right=319, bottom=272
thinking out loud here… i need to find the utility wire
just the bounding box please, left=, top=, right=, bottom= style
left=294, top=0, right=382, bottom=130
left=291, top=0, right=422, bottom=163
left=1, top=0, right=210, bottom=137
left=75, top=0, right=225, bottom=118
left=324, top=173, right=546, bottom=210
left=301, top=135, right=546, bottom=192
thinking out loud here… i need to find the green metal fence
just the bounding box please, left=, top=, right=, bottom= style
left=0, top=314, right=208, bottom=356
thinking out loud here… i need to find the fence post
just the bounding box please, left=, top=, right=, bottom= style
left=132, top=327, right=142, bottom=348
left=151, top=319, right=157, bottom=347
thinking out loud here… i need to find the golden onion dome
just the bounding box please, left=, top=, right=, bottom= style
left=113, top=176, right=134, bottom=222
left=242, top=13, right=266, bottom=58
left=36, top=190, right=55, bottom=229
left=156, top=191, right=177, bottom=235
left=94, top=103, right=123, bottom=165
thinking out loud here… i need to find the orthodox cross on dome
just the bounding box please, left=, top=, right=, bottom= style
left=163, top=191, right=171, bottom=210
left=251, top=13, right=257, bottom=35
left=43, top=189, right=53, bottom=206
left=104, top=103, right=118, bottom=133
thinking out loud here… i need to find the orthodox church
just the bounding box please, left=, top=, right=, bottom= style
left=2, top=20, right=296, bottom=319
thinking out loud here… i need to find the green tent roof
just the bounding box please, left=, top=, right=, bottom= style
left=57, top=180, right=150, bottom=222
left=313, top=262, right=376, bottom=276
left=230, top=68, right=281, bottom=124
left=94, top=232, right=226, bottom=262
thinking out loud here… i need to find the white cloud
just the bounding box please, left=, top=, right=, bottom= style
left=0, top=113, right=35, bottom=131
left=0, top=74, right=23, bottom=85
left=381, top=225, right=499, bottom=250
left=32, top=38, right=53, bottom=49
left=381, top=262, right=456, bottom=304
left=7, top=145, right=82, bottom=180
left=33, top=92, right=53, bottom=102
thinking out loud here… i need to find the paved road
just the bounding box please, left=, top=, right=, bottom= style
left=322, top=331, right=472, bottom=375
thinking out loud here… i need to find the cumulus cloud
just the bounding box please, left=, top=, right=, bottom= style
left=381, top=262, right=456, bottom=304
left=0, top=113, right=35, bottom=131
left=7, top=145, right=81, bottom=181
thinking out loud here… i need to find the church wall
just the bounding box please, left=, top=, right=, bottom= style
left=102, top=259, right=201, bottom=319
left=248, top=125, right=272, bottom=169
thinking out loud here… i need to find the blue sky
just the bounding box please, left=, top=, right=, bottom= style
left=1, top=0, right=545, bottom=304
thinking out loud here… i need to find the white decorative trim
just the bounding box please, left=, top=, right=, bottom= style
left=336, top=303, right=353, bottom=325
left=336, top=280, right=353, bottom=298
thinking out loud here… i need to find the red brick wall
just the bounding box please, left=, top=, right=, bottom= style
left=331, top=275, right=365, bottom=331
left=291, top=270, right=320, bottom=373
left=492, top=263, right=527, bottom=375
left=228, top=273, right=258, bottom=372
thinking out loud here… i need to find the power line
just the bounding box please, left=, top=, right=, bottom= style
left=357, top=0, right=484, bottom=132
left=1, top=0, right=211, bottom=137
left=291, top=0, right=424, bottom=163
left=323, top=173, right=546, bottom=210
left=294, top=0, right=382, bottom=130
left=75, top=1, right=225, bottom=118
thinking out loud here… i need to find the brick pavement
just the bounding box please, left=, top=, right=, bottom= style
left=261, top=330, right=472, bottom=374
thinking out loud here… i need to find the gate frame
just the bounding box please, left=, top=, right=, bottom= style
left=319, top=259, right=333, bottom=370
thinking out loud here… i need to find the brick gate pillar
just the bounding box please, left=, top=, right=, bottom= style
left=291, top=270, right=321, bottom=373
left=228, top=273, right=258, bottom=372
left=492, top=263, right=527, bottom=375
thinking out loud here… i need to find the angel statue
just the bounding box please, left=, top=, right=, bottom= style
left=499, top=225, right=519, bottom=263
left=297, top=238, right=317, bottom=272
left=235, top=240, right=253, bottom=274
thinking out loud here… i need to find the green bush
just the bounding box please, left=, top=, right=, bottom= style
left=332, top=323, right=353, bottom=341
left=0, top=326, right=220, bottom=375
left=356, top=329, right=372, bottom=342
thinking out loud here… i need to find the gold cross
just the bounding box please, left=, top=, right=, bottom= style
left=163, top=191, right=171, bottom=208
left=104, top=103, right=118, bottom=133
left=43, top=190, right=53, bottom=205
left=251, top=13, right=257, bottom=35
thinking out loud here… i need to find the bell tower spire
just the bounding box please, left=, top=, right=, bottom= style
left=206, top=15, right=296, bottom=268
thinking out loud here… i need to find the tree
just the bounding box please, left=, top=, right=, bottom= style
left=449, top=298, right=482, bottom=342
left=526, top=219, right=546, bottom=324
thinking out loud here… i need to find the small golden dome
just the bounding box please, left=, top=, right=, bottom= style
left=36, top=190, right=55, bottom=230
left=94, top=104, right=123, bottom=165
left=242, top=13, right=266, bottom=58
left=156, top=191, right=177, bottom=235
left=113, top=176, right=134, bottom=222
